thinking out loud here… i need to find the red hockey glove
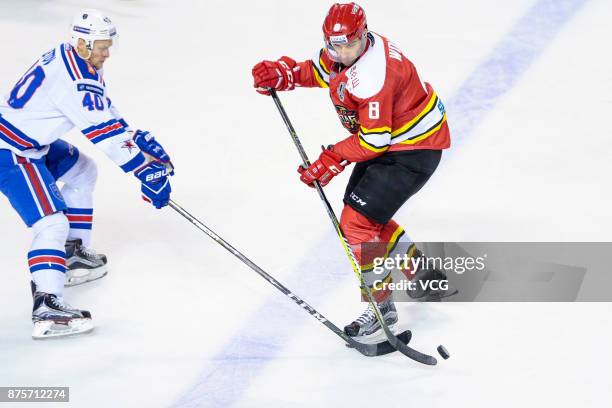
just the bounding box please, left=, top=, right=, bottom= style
left=298, top=146, right=346, bottom=187
left=252, top=56, right=299, bottom=95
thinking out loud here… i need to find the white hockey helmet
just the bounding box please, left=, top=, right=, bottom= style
left=70, top=9, right=117, bottom=50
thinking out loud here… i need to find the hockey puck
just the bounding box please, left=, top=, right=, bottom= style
left=437, top=345, right=450, bottom=360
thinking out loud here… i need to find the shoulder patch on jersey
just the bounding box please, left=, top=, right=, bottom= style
left=345, top=32, right=387, bottom=99
left=77, top=83, right=104, bottom=97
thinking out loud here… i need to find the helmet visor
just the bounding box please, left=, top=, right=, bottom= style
left=325, top=34, right=366, bottom=65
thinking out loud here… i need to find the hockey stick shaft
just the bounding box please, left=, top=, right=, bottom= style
left=268, top=90, right=437, bottom=365
left=167, top=199, right=403, bottom=357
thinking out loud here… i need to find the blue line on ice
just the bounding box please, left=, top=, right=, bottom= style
left=447, top=0, right=590, bottom=146
left=172, top=241, right=347, bottom=408
left=171, top=0, right=590, bottom=406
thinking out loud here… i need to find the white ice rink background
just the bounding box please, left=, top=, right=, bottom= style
left=1, top=0, right=611, bottom=407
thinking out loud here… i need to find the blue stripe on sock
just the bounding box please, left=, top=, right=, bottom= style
left=30, top=263, right=66, bottom=273
left=69, top=223, right=92, bottom=230
left=28, top=249, right=66, bottom=258
left=66, top=208, right=93, bottom=215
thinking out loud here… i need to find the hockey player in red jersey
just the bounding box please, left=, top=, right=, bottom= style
left=252, top=3, right=451, bottom=337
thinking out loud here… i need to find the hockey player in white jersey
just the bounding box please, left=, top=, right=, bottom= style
left=0, top=10, right=174, bottom=339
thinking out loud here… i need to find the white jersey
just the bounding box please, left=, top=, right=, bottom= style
left=0, top=43, right=144, bottom=172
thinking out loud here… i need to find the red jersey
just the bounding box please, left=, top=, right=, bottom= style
left=294, top=32, right=450, bottom=162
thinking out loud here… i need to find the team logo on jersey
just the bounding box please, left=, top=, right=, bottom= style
left=334, top=105, right=359, bottom=133
left=121, top=139, right=136, bottom=153
left=337, top=82, right=347, bottom=102
left=49, top=183, right=63, bottom=201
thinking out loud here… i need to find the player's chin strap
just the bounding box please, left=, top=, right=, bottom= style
left=71, top=39, right=92, bottom=60
left=267, top=88, right=440, bottom=366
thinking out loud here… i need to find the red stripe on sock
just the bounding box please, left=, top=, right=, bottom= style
left=28, top=256, right=66, bottom=267
left=66, top=215, right=93, bottom=222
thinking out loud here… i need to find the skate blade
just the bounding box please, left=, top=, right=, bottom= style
left=65, top=266, right=108, bottom=287
left=416, top=288, right=459, bottom=302
left=345, top=329, right=412, bottom=350
left=350, top=322, right=399, bottom=344
left=32, top=318, right=94, bottom=340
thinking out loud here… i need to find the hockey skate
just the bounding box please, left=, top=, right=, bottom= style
left=407, top=267, right=458, bottom=301
left=344, top=298, right=398, bottom=339
left=64, top=238, right=108, bottom=287
left=31, top=292, right=93, bottom=339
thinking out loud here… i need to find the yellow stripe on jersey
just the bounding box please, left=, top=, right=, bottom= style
left=391, top=92, right=439, bottom=139
left=358, top=135, right=390, bottom=153
left=360, top=125, right=392, bottom=135
left=358, top=126, right=392, bottom=153
left=398, top=113, right=447, bottom=145
left=311, top=65, right=329, bottom=88
left=319, top=52, right=331, bottom=75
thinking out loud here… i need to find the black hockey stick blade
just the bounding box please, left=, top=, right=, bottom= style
left=380, top=323, right=438, bottom=365
left=346, top=329, right=412, bottom=356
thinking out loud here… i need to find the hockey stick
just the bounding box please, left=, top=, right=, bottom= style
left=167, top=199, right=411, bottom=357
left=268, top=89, right=438, bottom=365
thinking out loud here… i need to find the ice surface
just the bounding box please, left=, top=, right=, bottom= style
left=1, top=0, right=611, bottom=407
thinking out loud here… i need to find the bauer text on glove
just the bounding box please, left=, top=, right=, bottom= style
left=134, top=161, right=172, bottom=209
